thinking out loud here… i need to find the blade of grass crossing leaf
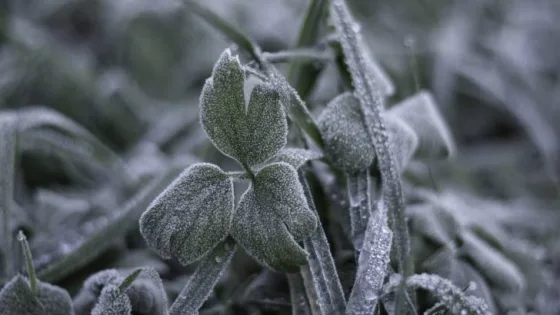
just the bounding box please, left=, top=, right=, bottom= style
left=287, top=0, right=329, bottom=99
left=288, top=273, right=313, bottom=315
left=183, top=0, right=263, bottom=65
left=169, top=238, right=236, bottom=315
left=345, top=201, right=392, bottom=315
left=346, top=170, right=371, bottom=254
left=330, top=1, right=412, bottom=313
left=36, top=164, right=186, bottom=282
left=299, top=171, right=346, bottom=315
left=0, top=113, right=17, bottom=279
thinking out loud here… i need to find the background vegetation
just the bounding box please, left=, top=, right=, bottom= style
left=0, top=0, right=559, bottom=314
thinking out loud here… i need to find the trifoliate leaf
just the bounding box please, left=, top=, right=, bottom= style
left=318, top=92, right=375, bottom=172
left=91, top=286, right=131, bottom=315
left=0, top=275, right=74, bottom=315
left=231, top=163, right=316, bottom=272
left=139, top=163, right=234, bottom=265
left=200, top=49, right=287, bottom=167
left=387, top=91, right=455, bottom=159
left=269, top=148, right=323, bottom=169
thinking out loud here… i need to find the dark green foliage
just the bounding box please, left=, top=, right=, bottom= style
left=0, top=276, right=74, bottom=315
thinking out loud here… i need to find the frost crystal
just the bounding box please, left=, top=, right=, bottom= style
left=270, top=148, right=323, bottom=169
left=139, top=163, right=234, bottom=265
left=200, top=49, right=287, bottom=167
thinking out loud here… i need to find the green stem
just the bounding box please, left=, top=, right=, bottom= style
left=0, top=114, right=17, bottom=279
left=263, top=49, right=331, bottom=64
left=169, top=238, right=236, bottom=315
left=345, top=170, right=371, bottom=255
left=17, top=231, right=37, bottom=296
left=287, top=0, right=329, bottom=99
left=299, top=171, right=346, bottom=315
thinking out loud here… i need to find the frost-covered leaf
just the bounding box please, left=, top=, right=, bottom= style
left=408, top=203, right=459, bottom=246
left=387, top=91, right=455, bottom=159
left=387, top=117, right=419, bottom=173
left=0, top=275, right=74, bottom=315
left=346, top=200, right=392, bottom=315
left=318, top=93, right=375, bottom=172
left=270, top=148, right=323, bottom=169
left=92, top=286, right=132, bottom=315
left=231, top=163, right=316, bottom=272
left=460, top=231, right=525, bottom=293
left=200, top=49, right=287, bottom=167
left=406, top=273, right=492, bottom=315
left=74, top=268, right=169, bottom=315
left=139, top=163, right=234, bottom=265
left=318, top=92, right=420, bottom=173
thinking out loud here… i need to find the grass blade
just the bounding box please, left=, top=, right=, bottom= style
left=299, top=171, right=346, bottom=315
left=345, top=170, right=371, bottom=254
left=169, top=238, right=236, bottom=315
left=288, top=273, right=313, bottom=315
left=330, top=1, right=412, bottom=313
left=36, top=164, right=186, bottom=282
left=0, top=113, right=17, bottom=279
left=287, top=0, right=329, bottom=99
left=345, top=201, right=392, bottom=315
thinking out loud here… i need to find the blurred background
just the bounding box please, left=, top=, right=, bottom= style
left=1, top=0, right=559, bottom=314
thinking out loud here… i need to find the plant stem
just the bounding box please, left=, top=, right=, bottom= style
left=287, top=0, right=329, bottom=99
left=299, top=171, right=346, bottom=315
left=263, top=49, right=331, bottom=64
left=330, top=1, right=414, bottom=313
left=288, top=273, right=313, bottom=315
left=345, top=170, right=371, bottom=256
left=17, top=231, right=37, bottom=296
left=169, top=238, right=236, bottom=315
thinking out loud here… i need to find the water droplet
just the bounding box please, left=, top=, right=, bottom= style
left=214, top=255, right=223, bottom=263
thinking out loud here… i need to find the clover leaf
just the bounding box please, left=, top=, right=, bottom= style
left=0, top=275, right=74, bottom=315
left=200, top=49, right=287, bottom=168
left=231, top=162, right=317, bottom=272
left=139, top=163, right=234, bottom=265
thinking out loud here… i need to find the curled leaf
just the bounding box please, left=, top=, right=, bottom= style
left=139, top=163, right=234, bottom=265
left=318, top=92, right=374, bottom=172
left=231, top=163, right=317, bottom=272
left=0, top=275, right=74, bottom=315
left=318, top=92, right=420, bottom=173
left=387, top=91, right=455, bottom=159
left=200, top=49, right=287, bottom=167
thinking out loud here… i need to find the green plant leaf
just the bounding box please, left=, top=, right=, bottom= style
left=387, top=91, right=455, bottom=159
left=231, top=163, right=316, bottom=272
left=269, top=148, right=323, bottom=170
left=92, top=286, right=132, bottom=315
left=318, top=92, right=375, bottom=173
left=318, top=93, right=419, bottom=173
left=139, top=163, right=234, bottom=265
left=200, top=49, right=287, bottom=167
left=0, top=275, right=74, bottom=315
left=387, top=117, right=419, bottom=173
